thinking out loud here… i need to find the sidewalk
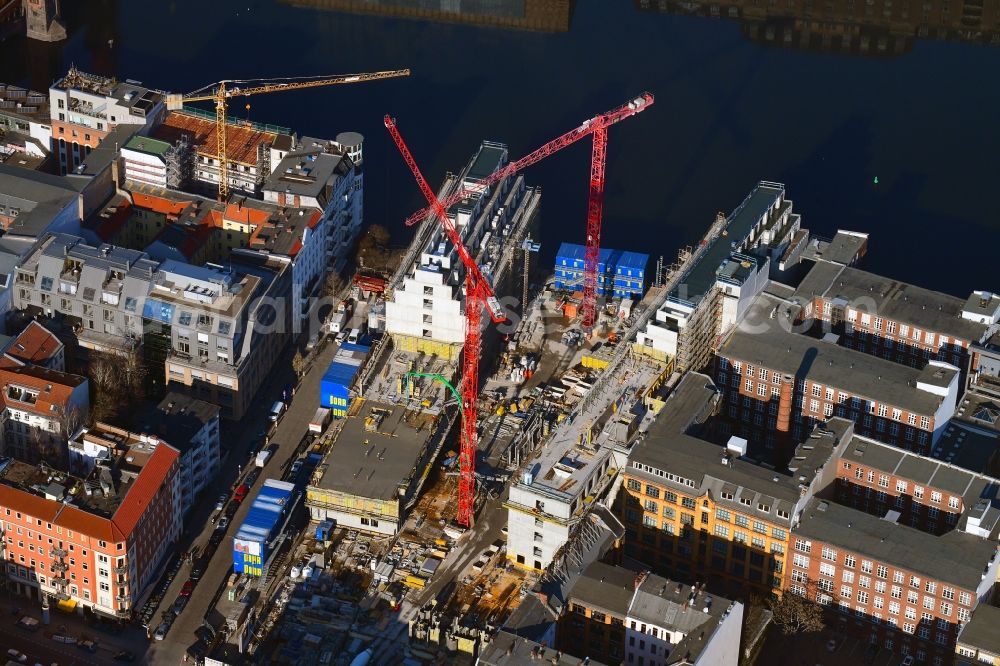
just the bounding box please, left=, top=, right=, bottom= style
left=0, top=587, right=149, bottom=660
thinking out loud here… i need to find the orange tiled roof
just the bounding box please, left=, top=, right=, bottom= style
left=153, top=111, right=278, bottom=166
left=0, top=444, right=179, bottom=544
left=133, top=192, right=191, bottom=217
left=0, top=365, right=86, bottom=417
left=111, top=443, right=178, bottom=538
left=7, top=321, right=63, bottom=366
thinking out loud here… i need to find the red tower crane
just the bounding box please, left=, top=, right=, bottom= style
left=400, top=93, right=654, bottom=330
left=384, top=115, right=506, bottom=528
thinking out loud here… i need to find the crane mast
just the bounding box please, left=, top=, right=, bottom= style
left=384, top=116, right=505, bottom=528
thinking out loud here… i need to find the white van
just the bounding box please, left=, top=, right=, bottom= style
left=268, top=401, right=286, bottom=422
left=347, top=328, right=361, bottom=344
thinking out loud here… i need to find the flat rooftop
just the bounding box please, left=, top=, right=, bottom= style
left=312, top=402, right=435, bottom=501
left=795, top=497, right=998, bottom=590
left=795, top=263, right=989, bottom=343
left=799, top=230, right=868, bottom=266
left=137, top=391, right=219, bottom=454
left=465, top=141, right=506, bottom=182
left=565, top=560, right=637, bottom=618
left=262, top=139, right=351, bottom=198
left=957, top=603, right=1000, bottom=655
left=630, top=372, right=851, bottom=523
left=841, top=433, right=998, bottom=509
left=720, top=313, right=947, bottom=416
left=671, top=181, right=783, bottom=305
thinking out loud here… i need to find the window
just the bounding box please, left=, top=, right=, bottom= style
left=909, top=575, right=920, bottom=588
left=792, top=554, right=810, bottom=569
left=844, top=554, right=856, bottom=568
left=716, top=508, right=731, bottom=522
left=819, top=563, right=836, bottom=577
left=843, top=571, right=855, bottom=584
left=941, top=587, right=954, bottom=601
left=913, top=486, right=924, bottom=499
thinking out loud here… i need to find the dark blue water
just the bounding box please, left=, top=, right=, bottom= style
left=2, top=0, right=999, bottom=296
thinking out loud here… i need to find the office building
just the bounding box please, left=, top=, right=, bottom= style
left=788, top=497, right=1000, bottom=666
left=716, top=297, right=960, bottom=454
left=618, top=372, right=853, bottom=596
left=306, top=402, right=443, bottom=535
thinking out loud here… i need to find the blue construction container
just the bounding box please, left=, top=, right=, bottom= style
left=553, top=242, right=648, bottom=298
left=233, top=479, right=295, bottom=576
left=320, top=343, right=371, bottom=416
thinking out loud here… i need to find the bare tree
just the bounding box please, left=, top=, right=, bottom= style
left=321, top=271, right=345, bottom=299
left=88, top=347, right=146, bottom=422
left=768, top=584, right=826, bottom=636
left=291, top=350, right=307, bottom=377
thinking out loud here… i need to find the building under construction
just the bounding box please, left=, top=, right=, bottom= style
left=635, top=181, right=800, bottom=371
left=385, top=141, right=541, bottom=361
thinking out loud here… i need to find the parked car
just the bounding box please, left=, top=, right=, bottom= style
left=290, top=459, right=303, bottom=474
left=233, top=484, right=250, bottom=504
left=173, top=595, right=187, bottom=615
left=114, top=651, right=136, bottom=662
left=180, top=580, right=194, bottom=596
left=77, top=639, right=98, bottom=653
left=216, top=516, right=229, bottom=531
left=214, top=494, right=227, bottom=512
left=268, top=401, right=286, bottom=422
left=245, top=468, right=261, bottom=486
left=190, top=564, right=204, bottom=581
left=6, top=648, right=27, bottom=662
left=153, top=622, right=170, bottom=641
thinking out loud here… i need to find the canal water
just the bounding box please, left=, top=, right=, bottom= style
left=1, top=0, right=998, bottom=296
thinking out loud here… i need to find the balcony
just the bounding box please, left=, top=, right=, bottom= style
left=51, top=576, right=68, bottom=588
left=51, top=561, right=69, bottom=573
left=116, top=609, right=131, bottom=620
left=50, top=547, right=67, bottom=558
left=114, top=563, right=128, bottom=575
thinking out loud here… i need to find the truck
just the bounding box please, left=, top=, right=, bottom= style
left=309, top=407, right=331, bottom=433
left=255, top=450, right=271, bottom=467
left=328, top=299, right=353, bottom=334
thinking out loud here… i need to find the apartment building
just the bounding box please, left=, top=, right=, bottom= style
left=386, top=141, right=540, bottom=360
left=636, top=181, right=797, bottom=369
left=792, top=261, right=999, bottom=385
left=556, top=561, right=743, bottom=666
left=0, top=364, right=89, bottom=463
left=11, top=233, right=292, bottom=420
left=788, top=498, right=1000, bottom=666
left=716, top=301, right=960, bottom=454
left=261, top=134, right=365, bottom=313
left=48, top=68, right=164, bottom=175
left=119, top=135, right=178, bottom=190
left=150, top=109, right=293, bottom=197
left=0, top=441, right=181, bottom=619
left=956, top=604, right=1000, bottom=666
left=0, top=83, right=52, bottom=161
left=618, top=372, right=853, bottom=596
left=135, top=392, right=220, bottom=515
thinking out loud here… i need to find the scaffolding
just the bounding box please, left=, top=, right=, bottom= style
left=164, top=134, right=193, bottom=190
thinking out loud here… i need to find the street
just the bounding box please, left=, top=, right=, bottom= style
left=146, top=337, right=342, bottom=664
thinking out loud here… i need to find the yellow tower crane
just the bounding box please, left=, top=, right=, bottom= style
left=165, top=69, right=410, bottom=201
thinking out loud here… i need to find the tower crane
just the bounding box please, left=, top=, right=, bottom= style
left=384, top=115, right=506, bottom=528
left=166, top=69, right=410, bottom=201
left=400, top=92, right=653, bottom=331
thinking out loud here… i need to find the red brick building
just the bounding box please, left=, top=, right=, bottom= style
left=787, top=498, right=999, bottom=666
left=716, top=319, right=960, bottom=455
left=0, top=440, right=181, bottom=619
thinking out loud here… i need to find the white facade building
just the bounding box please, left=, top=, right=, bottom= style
left=506, top=444, right=616, bottom=571
left=386, top=141, right=540, bottom=358
left=262, top=134, right=365, bottom=323
left=625, top=572, right=744, bottom=666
